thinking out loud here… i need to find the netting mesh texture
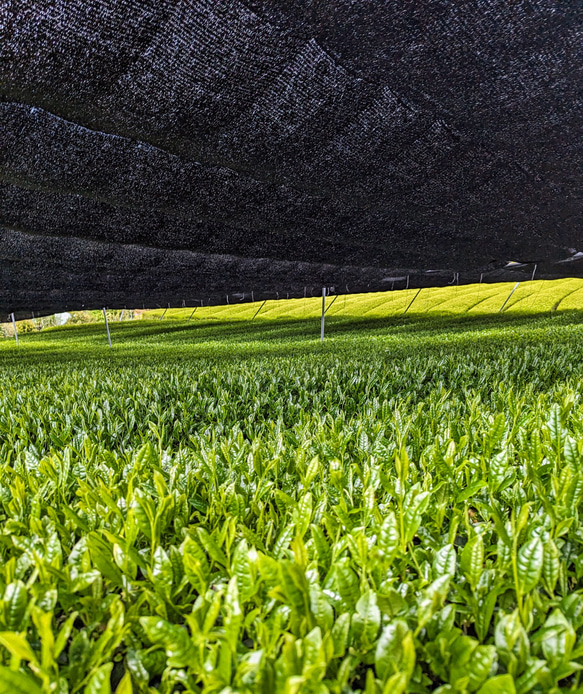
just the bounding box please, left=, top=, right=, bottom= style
left=1, top=0, right=582, bottom=315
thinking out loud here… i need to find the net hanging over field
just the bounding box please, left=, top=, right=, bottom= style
left=1, top=1, right=582, bottom=317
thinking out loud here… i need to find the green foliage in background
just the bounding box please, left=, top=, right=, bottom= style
left=1, top=300, right=583, bottom=692
left=3, top=279, right=583, bottom=337
left=140, top=278, right=583, bottom=322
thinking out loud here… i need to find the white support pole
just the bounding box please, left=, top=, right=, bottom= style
left=119, top=309, right=125, bottom=321
left=102, top=308, right=112, bottom=348
left=531, top=264, right=537, bottom=282
left=499, top=282, right=520, bottom=313
left=11, top=313, right=19, bottom=346
left=321, top=287, right=326, bottom=342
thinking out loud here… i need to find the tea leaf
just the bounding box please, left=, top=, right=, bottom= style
left=0, top=668, right=42, bottom=694
left=516, top=538, right=543, bottom=594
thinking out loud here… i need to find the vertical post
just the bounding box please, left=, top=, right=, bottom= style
left=119, top=309, right=125, bottom=321
left=11, top=313, right=19, bottom=346
left=321, top=287, right=326, bottom=342
left=531, top=264, right=537, bottom=282
left=102, top=308, right=112, bottom=348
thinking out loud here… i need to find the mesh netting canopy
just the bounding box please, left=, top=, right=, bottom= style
left=1, top=1, right=582, bottom=317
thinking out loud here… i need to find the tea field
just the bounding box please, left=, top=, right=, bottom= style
left=2, top=292, right=583, bottom=693
left=142, top=278, right=583, bottom=323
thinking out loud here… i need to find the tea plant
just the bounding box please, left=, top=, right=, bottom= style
left=1, top=311, right=583, bottom=692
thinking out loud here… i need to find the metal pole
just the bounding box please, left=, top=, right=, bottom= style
left=252, top=299, right=267, bottom=320
left=103, top=306, right=111, bottom=347
left=531, top=264, right=537, bottom=282
left=321, top=287, right=326, bottom=341
left=11, top=313, right=19, bottom=346
left=403, top=288, right=422, bottom=315
left=159, top=304, right=169, bottom=320
left=102, top=308, right=112, bottom=347
left=499, top=282, right=520, bottom=313
left=188, top=306, right=198, bottom=320
left=119, top=309, right=125, bottom=321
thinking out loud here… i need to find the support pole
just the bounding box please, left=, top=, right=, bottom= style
left=252, top=299, right=267, bottom=320
left=531, top=264, right=537, bottom=282
left=159, top=304, right=169, bottom=320
left=119, top=309, right=125, bottom=321
left=188, top=306, right=198, bottom=320
left=11, top=313, right=19, bottom=346
left=499, top=282, right=520, bottom=313
left=102, top=308, right=112, bottom=348
left=321, top=287, right=326, bottom=342
left=403, top=288, right=422, bottom=315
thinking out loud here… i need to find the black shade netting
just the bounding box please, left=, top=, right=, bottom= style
left=1, top=0, right=582, bottom=316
